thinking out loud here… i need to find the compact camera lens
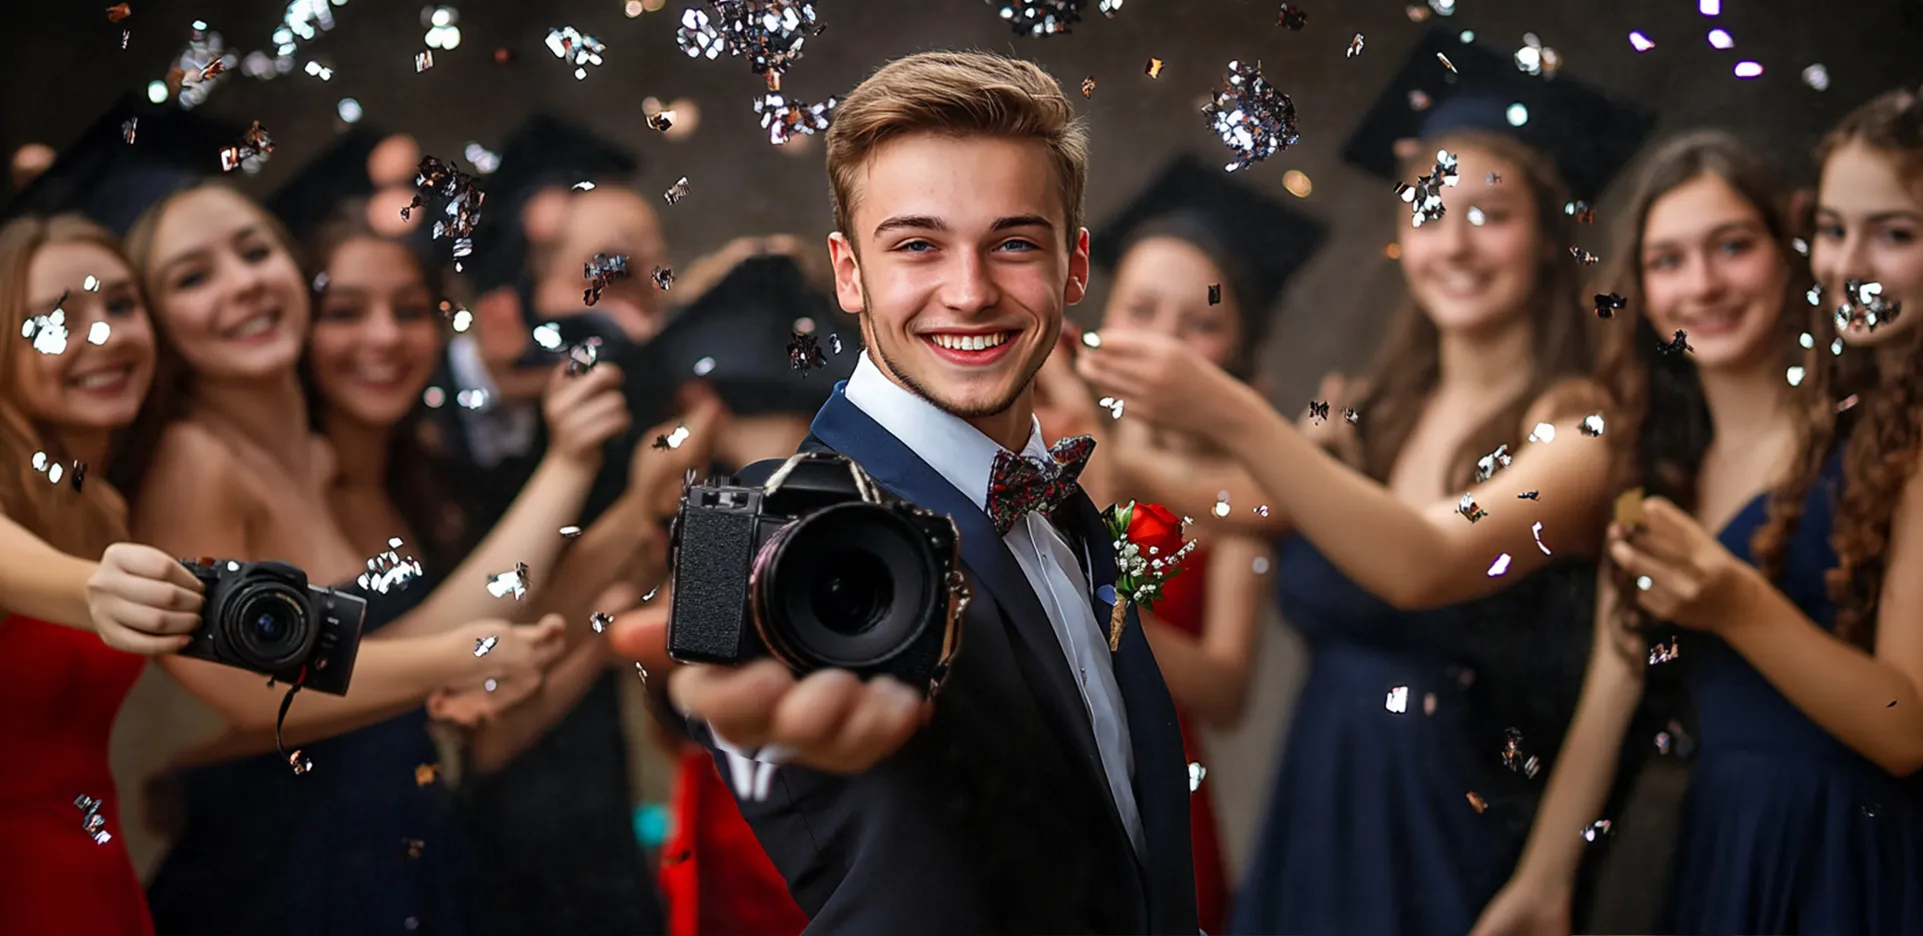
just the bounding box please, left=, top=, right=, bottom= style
left=224, top=585, right=312, bottom=671
left=755, top=503, right=941, bottom=671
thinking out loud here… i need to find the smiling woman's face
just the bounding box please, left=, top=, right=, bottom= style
left=307, top=235, right=443, bottom=428
left=1811, top=140, right=1923, bottom=348
left=141, top=186, right=310, bottom=381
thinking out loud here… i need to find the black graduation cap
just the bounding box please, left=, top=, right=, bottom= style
left=1091, top=153, right=1326, bottom=354
left=265, top=126, right=388, bottom=246
left=469, top=113, right=641, bottom=297
left=4, top=92, right=244, bottom=235
left=623, top=253, right=859, bottom=424
left=1340, top=27, right=1658, bottom=202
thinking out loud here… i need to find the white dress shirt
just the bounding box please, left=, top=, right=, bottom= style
left=844, top=352, right=1146, bottom=859
left=445, top=334, right=541, bottom=467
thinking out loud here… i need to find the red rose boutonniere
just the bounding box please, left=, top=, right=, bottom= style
left=1100, top=501, right=1198, bottom=651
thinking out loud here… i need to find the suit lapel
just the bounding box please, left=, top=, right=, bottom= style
left=807, top=390, right=1110, bottom=786
left=1059, top=491, right=1197, bottom=932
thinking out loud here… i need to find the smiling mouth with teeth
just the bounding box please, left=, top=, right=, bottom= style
left=928, top=332, right=1013, bottom=351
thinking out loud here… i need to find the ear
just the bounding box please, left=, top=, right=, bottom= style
left=1065, top=227, right=1091, bottom=307
left=828, top=231, right=866, bottom=315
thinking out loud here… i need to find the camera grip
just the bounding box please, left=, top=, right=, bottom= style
left=668, top=509, right=760, bottom=665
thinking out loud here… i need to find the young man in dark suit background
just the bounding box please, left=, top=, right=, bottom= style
left=617, top=49, right=1200, bottom=935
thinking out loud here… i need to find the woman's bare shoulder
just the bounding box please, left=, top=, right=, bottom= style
left=1522, top=377, right=1611, bottom=429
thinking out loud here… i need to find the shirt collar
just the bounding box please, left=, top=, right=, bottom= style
left=843, top=351, right=1050, bottom=512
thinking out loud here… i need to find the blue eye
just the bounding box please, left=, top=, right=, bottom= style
left=998, top=239, right=1039, bottom=252
left=895, top=240, right=934, bottom=253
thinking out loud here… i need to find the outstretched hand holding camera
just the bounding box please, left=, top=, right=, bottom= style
left=609, top=601, right=932, bottom=775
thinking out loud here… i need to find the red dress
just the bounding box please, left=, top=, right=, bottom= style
left=660, top=746, right=809, bottom=936
left=1150, top=545, right=1230, bottom=935
left=0, top=616, right=154, bottom=936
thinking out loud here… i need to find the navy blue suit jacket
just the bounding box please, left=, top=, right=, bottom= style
left=689, top=385, right=1197, bottom=935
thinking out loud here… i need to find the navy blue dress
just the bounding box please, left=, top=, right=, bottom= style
left=1663, top=455, right=1923, bottom=934
left=147, top=576, right=487, bottom=936
left=1231, top=535, right=1592, bottom=936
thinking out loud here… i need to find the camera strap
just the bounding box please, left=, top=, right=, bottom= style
left=271, top=668, right=313, bottom=775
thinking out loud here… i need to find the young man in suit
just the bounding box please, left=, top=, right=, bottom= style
left=620, top=49, right=1199, bottom=934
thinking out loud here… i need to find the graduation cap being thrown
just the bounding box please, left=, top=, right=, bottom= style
left=4, top=92, right=245, bottom=235
left=1091, top=154, right=1327, bottom=370
left=265, top=126, right=444, bottom=273
left=1340, top=27, right=1657, bottom=203
left=469, top=113, right=641, bottom=298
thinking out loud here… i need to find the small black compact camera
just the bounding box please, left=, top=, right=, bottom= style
left=178, top=559, right=369, bottom=696
left=667, top=452, right=971, bottom=696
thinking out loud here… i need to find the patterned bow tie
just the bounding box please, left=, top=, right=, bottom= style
left=986, top=435, right=1096, bottom=536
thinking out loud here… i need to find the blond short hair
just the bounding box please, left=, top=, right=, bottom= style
left=825, top=50, right=1088, bottom=251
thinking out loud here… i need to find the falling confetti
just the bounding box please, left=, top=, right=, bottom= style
left=1342, top=408, right=1359, bottom=425
left=1836, top=279, right=1902, bottom=331
left=647, top=110, right=675, bottom=132
left=1386, top=685, right=1409, bottom=713
left=1308, top=400, right=1330, bottom=423
left=651, top=266, right=676, bottom=291
left=1144, top=57, right=1164, bottom=78
left=1080, top=331, right=1102, bottom=349
left=1733, top=61, right=1764, bottom=79
left=1648, top=636, right=1680, bottom=665
left=1803, top=64, right=1830, bottom=91
left=219, top=120, right=275, bottom=173
left=106, top=3, right=131, bottom=22
left=1475, top=444, right=1511, bottom=482
left=559, top=525, right=583, bottom=539
left=653, top=425, right=692, bottom=450
left=1570, top=246, right=1600, bottom=265
left=1582, top=819, right=1614, bottom=842
left=170, top=21, right=238, bottom=109
left=358, top=537, right=424, bottom=594
left=1204, top=60, right=1299, bottom=173
left=473, top=635, right=499, bottom=658
left=1527, top=422, right=1556, bottom=444
left=987, top=0, right=1115, bottom=37
left=676, top=1, right=824, bottom=79
left=1501, top=728, right=1543, bottom=778
left=1486, top=171, right=1502, bottom=185
left=1277, top=3, right=1308, bottom=29
left=1458, top=492, right=1488, bottom=523
left=1487, top=553, right=1512, bottom=576
left=1579, top=414, right=1606, bottom=437
left=1347, top=33, right=1365, bottom=57
left=1513, top=33, right=1561, bottom=77
left=545, top=26, right=607, bottom=80
left=288, top=749, right=313, bottom=774
left=789, top=331, right=827, bottom=375
left=830, top=334, right=844, bottom=354
left=30, top=451, right=86, bottom=492
left=1628, top=30, right=1655, bottom=52
left=1079, top=75, right=1096, bottom=98
left=1096, top=396, right=1126, bottom=419
left=74, top=794, right=113, bottom=844
left=1594, top=292, right=1627, bottom=318
left=1531, top=521, right=1552, bottom=556
left=1466, top=206, right=1486, bottom=226
left=402, top=838, right=426, bottom=859
left=584, top=253, right=631, bottom=306
left=1467, top=791, right=1487, bottom=813
left=1188, top=761, right=1207, bottom=792
left=415, top=763, right=440, bottom=786
left=1564, top=200, right=1595, bottom=225
left=1436, top=52, right=1457, bottom=73
left=1518, top=490, right=1539, bottom=500
left=415, top=50, right=433, bottom=72
left=663, top=176, right=692, bottom=205
left=24, top=294, right=71, bottom=355
left=1658, top=329, right=1694, bottom=355
left=486, top=562, right=530, bottom=600
left=483, top=678, right=499, bottom=693
left=1208, top=283, right=1222, bottom=305
left=1397, top=150, right=1458, bottom=228
left=753, top=92, right=838, bottom=145
left=590, top=611, right=613, bottom=634
left=565, top=340, right=601, bottom=376
left=403, top=156, right=485, bottom=264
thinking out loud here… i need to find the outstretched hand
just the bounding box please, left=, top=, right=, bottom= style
left=1075, top=328, right=1249, bottom=436
left=608, top=602, right=930, bottom=774
left=86, top=542, right=205, bottom=655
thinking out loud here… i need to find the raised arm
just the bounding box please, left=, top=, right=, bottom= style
left=1081, top=332, right=1612, bottom=609
left=1138, top=534, right=1269, bottom=726
left=381, top=362, right=632, bottom=639
left=1472, top=569, right=1645, bottom=936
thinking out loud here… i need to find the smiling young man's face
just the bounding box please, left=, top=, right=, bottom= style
left=828, top=132, right=1089, bottom=451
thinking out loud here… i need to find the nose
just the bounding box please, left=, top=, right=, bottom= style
left=1677, top=253, right=1726, bottom=303
left=939, top=249, right=1001, bottom=314
left=1824, top=230, right=1876, bottom=289
left=363, top=307, right=407, bottom=349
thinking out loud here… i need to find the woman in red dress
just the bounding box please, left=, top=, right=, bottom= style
left=0, top=215, right=221, bottom=936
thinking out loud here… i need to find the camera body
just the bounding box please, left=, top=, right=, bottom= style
left=178, top=559, right=369, bottom=696
left=667, top=452, right=970, bottom=696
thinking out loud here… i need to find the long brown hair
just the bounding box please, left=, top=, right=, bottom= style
left=1347, top=130, right=1595, bottom=489
left=1594, top=131, right=1813, bottom=628
left=0, top=214, right=141, bottom=558
left=299, top=199, right=469, bottom=570
left=1790, top=87, right=1923, bottom=649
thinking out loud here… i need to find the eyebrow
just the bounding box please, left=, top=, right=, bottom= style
left=870, top=214, right=1056, bottom=239
left=156, top=224, right=264, bottom=281
left=27, top=277, right=136, bottom=314
left=1644, top=219, right=1763, bottom=252
left=1814, top=206, right=1923, bottom=225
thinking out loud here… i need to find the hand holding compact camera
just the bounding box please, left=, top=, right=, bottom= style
left=173, top=558, right=369, bottom=696
left=85, top=543, right=208, bottom=656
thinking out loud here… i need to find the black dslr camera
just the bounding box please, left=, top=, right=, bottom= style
left=178, top=559, right=369, bottom=696
left=667, top=453, right=971, bottom=696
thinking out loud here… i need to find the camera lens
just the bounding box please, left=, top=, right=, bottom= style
left=223, top=585, right=312, bottom=671
left=809, top=553, right=893, bottom=636
left=754, top=503, right=941, bottom=671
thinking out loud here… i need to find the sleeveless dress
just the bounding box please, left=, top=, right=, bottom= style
left=1663, top=454, right=1923, bottom=934
left=1231, top=535, right=1592, bottom=936
left=1144, top=543, right=1231, bottom=935
left=659, top=746, right=809, bottom=936
left=145, top=574, right=487, bottom=936
left=0, top=616, right=154, bottom=936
